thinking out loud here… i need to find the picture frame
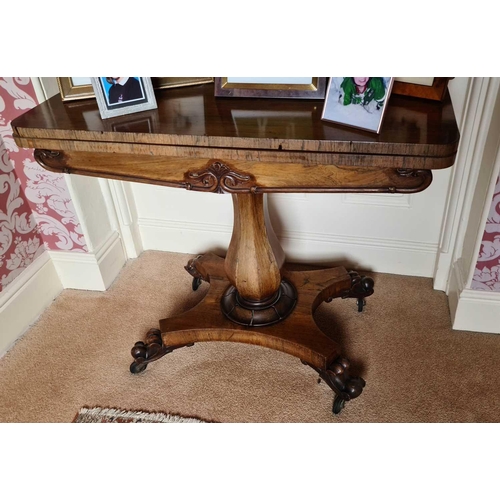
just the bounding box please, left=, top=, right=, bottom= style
left=392, top=77, right=451, bottom=101
left=57, top=77, right=95, bottom=101
left=321, top=77, right=395, bottom=134
left=214, top=77, right=327, bottom=99
left=91, top=77, right=157, bottom=119
left=57, top=77, right=213, bottom=101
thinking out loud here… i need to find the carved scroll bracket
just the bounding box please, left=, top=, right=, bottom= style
left=185, top=160, right=257, bottom=194
left=391, top=168, right=433, bottom=193
left=34, top=149, right=71, bottom=174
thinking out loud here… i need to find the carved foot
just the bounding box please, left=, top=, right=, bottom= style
left=303, top=357, right=365, bottom=415
left=130, top=328, right=194, bottom=374
left=184, top=255, right=205, bottom=291
left=342, top=271, right=374, bottom=312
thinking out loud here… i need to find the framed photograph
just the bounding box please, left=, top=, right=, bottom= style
left=214, top=77, right=327, bottom=99
left=321, top=77, right=395, bottom=133
left=57, top=77, right=213, bottom=101
left=91, top=77, right=157, bottom=119
left=57, top=77, right=96, bottom=101
left=392, top=77, right=451, bottom=101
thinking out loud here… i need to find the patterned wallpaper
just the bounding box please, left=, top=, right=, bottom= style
left=472, top=175, right=500, bottom=291
left=0, top=77, right=87, bottom=292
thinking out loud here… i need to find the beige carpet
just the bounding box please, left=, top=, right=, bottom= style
left=1, top=250, right=499, bottom=423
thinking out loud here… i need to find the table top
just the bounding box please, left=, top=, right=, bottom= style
left=13, top=82, right=459, bottom=162
left=11, top=82, right=460, bottom=194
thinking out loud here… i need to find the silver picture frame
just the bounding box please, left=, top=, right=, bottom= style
left=321, top=77, right=394, bottom=133
left=91, top=77, right=158, bottom=120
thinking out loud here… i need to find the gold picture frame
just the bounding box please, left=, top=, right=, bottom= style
left=214, top=77, right=327, bottom=99
left=57, top=77, right=214, bottom=101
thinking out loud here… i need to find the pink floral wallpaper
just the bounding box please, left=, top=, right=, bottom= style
left=472, top=175, right=500, bottom=291
left=0, top=77, right=87, bottom=293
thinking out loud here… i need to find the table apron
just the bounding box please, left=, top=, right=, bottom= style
left=33, top=148, right=435, bottom=195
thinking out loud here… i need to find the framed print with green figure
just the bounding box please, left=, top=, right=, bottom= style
left=321, top=77, right=394, bottom=133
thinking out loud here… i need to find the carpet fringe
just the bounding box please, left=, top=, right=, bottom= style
left=75, top=406, right=207, bottom=423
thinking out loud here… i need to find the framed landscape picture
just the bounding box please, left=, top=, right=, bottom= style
left=91, top=77, right=157, bottom=119
left=321, top=77, right=394, bottom=133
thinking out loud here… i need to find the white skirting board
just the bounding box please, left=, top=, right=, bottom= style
left=452, top=290, right=500, bottom=334
left=448, top=261, right=500, bottom=334
left=0, top=252, right=63, bottom=356
left=138, top=217, right=439, bottom=277
left=0, top=232, right=126, bottom=356
left=48, top=231, right=127, bottom=291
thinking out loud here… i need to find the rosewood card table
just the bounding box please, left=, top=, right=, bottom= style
left=12, top=83, right=459, bottom=415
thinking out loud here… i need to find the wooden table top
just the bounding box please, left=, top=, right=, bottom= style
left=11, top=82, right=460, bottom=194
left=13, top=82, right=459, bottom=163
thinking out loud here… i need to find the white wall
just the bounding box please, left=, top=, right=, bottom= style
left=134, top=174, right=452, bottom=276
left=443, top=78, right=500, bottom=333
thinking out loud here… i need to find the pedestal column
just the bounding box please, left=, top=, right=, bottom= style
left=222, top=193, right=297, bottom=326
left=225, top=193, right=282, bottom=301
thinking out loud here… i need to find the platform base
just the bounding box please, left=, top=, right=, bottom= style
left=130, top=253, right=373, bottom=415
